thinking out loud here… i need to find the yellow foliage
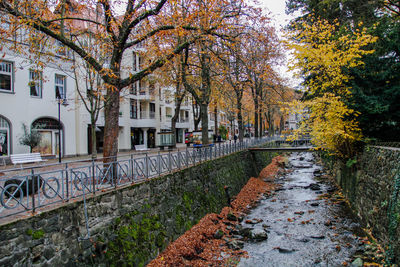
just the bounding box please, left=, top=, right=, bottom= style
left=286, top=19, right=377, bottom=96
left=288, top=93, right=362, bottom=158
left=284, top=19, right=377, bottom=158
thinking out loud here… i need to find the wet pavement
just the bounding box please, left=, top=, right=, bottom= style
left=237, top=152, right=379, bottom=266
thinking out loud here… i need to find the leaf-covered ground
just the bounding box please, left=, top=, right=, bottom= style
left=147, top=155, right=285, bottom=267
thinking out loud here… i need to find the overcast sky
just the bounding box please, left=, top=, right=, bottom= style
left=260, top=0, right=292, bottom=30
left=257, top=0, right=301, bottom=88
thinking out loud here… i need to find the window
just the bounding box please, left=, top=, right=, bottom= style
left=130, top=99, right=137, bottom=119
left=0, top=61, right=13, bottom=92
left=150, top=103, right=155, bottom=119
left=130, top=81, right=137, bottom=95
left=54, top=74, right=67, bottom=99
left=29, top=70, right=42, bottom=98
left=133, top=52, right=137, bottom=72
left=138, top=55, right=143, bottom=70
left=139, top=80, right=146, bottom=95
left=55, top=74, right=66, bottom=99
left=133, top=53, right=143, bottom=72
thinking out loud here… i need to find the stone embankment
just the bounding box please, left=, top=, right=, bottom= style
left=323, top=146, right=400, bottom=264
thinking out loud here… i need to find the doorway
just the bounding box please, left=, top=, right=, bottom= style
left=147, top=129, right=156, bottom=148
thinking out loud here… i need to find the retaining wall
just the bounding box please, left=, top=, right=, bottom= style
left=0, top=149, right=276, bottom=266
left=323, top=146, right=400, bottom=264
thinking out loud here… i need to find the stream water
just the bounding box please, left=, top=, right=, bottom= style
left=237, top=152, right=370, bottom=266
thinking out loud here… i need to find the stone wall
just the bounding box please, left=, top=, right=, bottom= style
left=0, top=150, right=276, bottom=266
left=323, top=146, right=400, bottom=264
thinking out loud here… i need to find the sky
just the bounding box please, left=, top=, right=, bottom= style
left=258, top=0, right=301, bottom=88
left=260, top=0, right=293, bottom=30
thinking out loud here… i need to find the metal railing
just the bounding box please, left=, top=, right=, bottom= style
left=0, top=136, right=310, bottom=220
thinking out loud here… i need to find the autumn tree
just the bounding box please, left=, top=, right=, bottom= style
left=217, top=30, right=247, bottom=141
left=287, top=0, right=400, bottom=141
left=286, top=19, right=377, bottom=158
left=182, top=42, right=213, bottom=145
left=72, top=53, right=104, bottom=160
left=156, top=47, right=189, bottom=147
left=0, top=0, right=241, bottom=161
left=243, top=15, right=282, bottom=138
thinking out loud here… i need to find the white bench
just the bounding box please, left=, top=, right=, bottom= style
left=10, top=153, right=47, bottom=167
left=134, top=144, right=149, bottom=151
left=0, top=156, right=7, bottom=166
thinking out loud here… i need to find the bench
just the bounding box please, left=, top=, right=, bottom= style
left=0, top=156, right=7, bottom=166
left=134, top=144, right=149, bottom=151
left=10, top=153, right=47, bottom=167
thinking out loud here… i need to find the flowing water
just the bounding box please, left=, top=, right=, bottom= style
left=237, top=152, right=368, bottom=266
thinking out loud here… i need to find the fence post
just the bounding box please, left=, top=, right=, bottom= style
left=114, top=157, right=118, bottom=189
left=31, top=169, right=35, bottom=214
left=146, top=153, right=149, bottom=179
left=186, top=147, right=189, bottom=167
left=199, top=148, right=202, bottom=163
left=92, top=159, right=96, bottom=195
left=177, top=149, right=181, bottom=169
left=168, top=151, right=172, bottom=173
left=130, top=154, right=134, bottom=181
left=157, top=152, right=161, bottom=176
left=65, top=163, right=69, bottom=201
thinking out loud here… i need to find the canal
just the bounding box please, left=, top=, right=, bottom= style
left=237, top=152, right=383, bottom=266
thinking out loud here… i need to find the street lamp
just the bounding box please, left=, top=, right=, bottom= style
left=57, top=96, right=69, bottom=163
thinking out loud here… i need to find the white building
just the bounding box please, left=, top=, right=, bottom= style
left=0, top=52, right=196, bottom=158
left=0, top=50, right=76, bottom=158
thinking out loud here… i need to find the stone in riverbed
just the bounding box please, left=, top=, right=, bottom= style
left=239, top=227, right=253, bottom=238
left=227, top=213, right=237, bottom=221
left=305, top=183, right=321, bottom=191
left=251, top=229, right=268, bottom=242
left=214, top=229, right=224, bottom=239
left=351, top=258, right=363, bottom=267
left=274, top=247, right=296, bottom=253
left=226, top=239, right=244, bottom=250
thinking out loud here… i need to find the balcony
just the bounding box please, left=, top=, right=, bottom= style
left=177, top=117, right=189, bottom=123
left=140, top=111, right=156, bottom=119
left=129, top=110, right=158, bottom=128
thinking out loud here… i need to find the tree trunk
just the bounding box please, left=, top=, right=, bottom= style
left=279, top=116, right=284, bottom=134
left=192, top=102, right=200, bottom=132
left=171, top=97, right=183, bottom=148
left=103, top=89, right=120, bottom=163
left=230, top=119, right=234, bottom=140
left=237, top=102, right=244, bottom=142
left=200, top=103, right=209, bottom=145
left=90, top=116, right=97, bottom=160
left=254, top=97, right=259, bottom=138
left=214, top=106, right=218, bottom=136
left=259, top=109, right=263, bottom=137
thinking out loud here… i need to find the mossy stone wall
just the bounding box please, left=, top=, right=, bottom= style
left=0, top=149, right=276, bottom=267
left=323, top=146, right=400, bottom=264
